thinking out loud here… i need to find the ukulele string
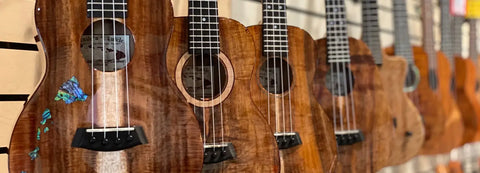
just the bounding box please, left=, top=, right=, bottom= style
left=213, top=0, right=225, bottom=147
left=101, top=0, right=107, bottom=138
left=333, top=0, right=345, bottom=132
left=90, top=0, right=95, bottom=135
left=264, top=0, right=271, bottom=126
left=112, top=0, right=119, bottom=138
left=274, top=0, right=287, bottom=136
left=122, top=0, right=131, bottom=132
left=205, top=0, right=217, bottom=149
left=199, top=0, right=208, bottom=148
left=270, top=0, right=279, bottom=134
left=281, top=1, right=294, bottom=133
left=337, top=0, right=352, bottom=132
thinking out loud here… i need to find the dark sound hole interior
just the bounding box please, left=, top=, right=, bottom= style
left=405, top=66, right=418, bottom=88
left=181, top=54, right=227, bottom=100
left=325, top=65, right=355, bottom=96
left=80, top=20, right=134, bottom=72
left=259, top=57, right=294, bottom=94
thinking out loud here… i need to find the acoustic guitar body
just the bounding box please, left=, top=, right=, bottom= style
left=166, top=17, right=280, bottom=172
left=378, top=54, right=425, bottom=165
left=9, top=0, right=204, bottom=172
left=385, top=46, right=447, bottom=155
left=314, top=38, right=393, bottom=173
left=247, top=25, right=337, bottom=173
left=435, top=52, right=464, bottom=152
left=454, top=56, right=480, bottom=143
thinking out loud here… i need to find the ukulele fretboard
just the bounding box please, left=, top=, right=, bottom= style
left=452, top=17, right=464, bottom=56
left=422, top=0, right=438, bottom=69
left=188, top=0, right=220, bottom=55
left=361, top=0, right=382, bottom=65
left=87, top=0, right=128, bottom=18
left=440, top=0, right=454, bottom=61
left=262, top=0, right=288, bottom=57
left=469, top=19, right=478, bottom=64
left=325, top=0, right=351, bottom=64
left=392, top=0, right=414, bottom=63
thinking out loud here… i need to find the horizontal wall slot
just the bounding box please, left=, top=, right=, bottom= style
left=0, top=41, right=38, bottom=51
left=0, top=94, right=29, bottom=102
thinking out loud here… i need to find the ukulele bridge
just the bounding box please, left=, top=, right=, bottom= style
left=274, top=132, right=302, bottom=149
left=335, top=130, right=364, bottom=146
left=71, top=126, right=147, bottom=151
left=203, top=142, right=236, bottom=164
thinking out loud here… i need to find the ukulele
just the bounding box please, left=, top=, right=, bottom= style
left=469, top=19, right=480, bottom=109
left=313, top=0, right=394, bottom=172
left=165, top=0, right=280, bottom=172
left=384, top=0, right=448, bottom=155
left=361, top=0, right=424, bottom=166
left=421, top=0, right=464, bottom=153
left=9, top=0, right=205, bottom=172
left=449, top=15, right=480, bottom=144
left=247, top=0, right=337, bottom=172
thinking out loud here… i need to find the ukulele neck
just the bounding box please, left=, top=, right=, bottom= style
left=87, top=0, right=129, bottom=18
left=469, top=19, right=478, bottom=65
left=188, top=0, right=220, bottom=55
left=392, top=0, right=414, bottom=64
left=325, top=0, right=351, bottom=64
left=262, top=0, right=289, bottom=57
left=361, top=0, right=383, bottom=65
left=452, top=17, right=464, bottom=57
left=422, top=0, right=438, bottom=70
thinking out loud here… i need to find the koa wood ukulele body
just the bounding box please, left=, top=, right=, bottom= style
left=9, top=0, right=205, bottom=172
left=313, top=0, right=394, bottom=172
left=420, top=0, right=463, bottom=153
left=247, top=0, right=337, bottom=172
left=361, top=0, right=424, bottom=166
left=166, top=0, right=280, bottom=172
left=385, top=0, right=447, bottom=155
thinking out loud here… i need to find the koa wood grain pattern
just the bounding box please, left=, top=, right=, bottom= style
left=454, top=56, right=480, bottom=143
left=9, top=0, right=204, bottom=172
left=314, top=38, right=394, bottom=173
left=377, top=54, right=425, bottom=165
left=247, top=25, right=337, bottom=173
left=166, top=17, right=280, bottom=172
left=385, top=46, right=448, bottom=155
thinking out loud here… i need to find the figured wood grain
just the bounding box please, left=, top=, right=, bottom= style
left=385, top=46, right=448, bottom=155
left=314, top=38, right=394, bottom=173
left=8, top=0, right=205, bottom=172
left=247, top=25, right=337, bottom=173
left=378, top=54, right=425, bottom=165
left=166, top=17, right=280, bottom=172
left=454, top=56, right=480, bottom=143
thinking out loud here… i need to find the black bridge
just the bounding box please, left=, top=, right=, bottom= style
left=72, top=126, right=147, bottom=151
left=203, top=142, right=236, bottom=164
left=275, top=132, right=302, bottom=149
left=335, top=130, right=364, bottom=146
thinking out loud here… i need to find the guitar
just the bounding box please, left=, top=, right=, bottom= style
left=247, top=0, right=337, bottom=172
left=361, top=0, right=424, bottom=166
left=9, top=0, right=205, bottom=172
left=166, top=0, right=280, bottom=172
left=421, top=0, right=464, bottom=154
left=384, top=0, right=447, bottom=155
left=313, top=0, right=394, bottom=172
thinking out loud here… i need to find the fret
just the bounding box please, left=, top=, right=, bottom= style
left=262, top=0, right=288, bottom=57
left=392, top=0, right=414, bottom=63
left=86, top=0, right=128, bottom=18
left=188, top=0, right=220, bottom=55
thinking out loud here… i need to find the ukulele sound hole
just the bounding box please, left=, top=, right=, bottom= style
left=259, top=58, right=293, bottom=94
left=404, top=64, right=420, bottom=92
left=181, top=54, right=227, bottom=100
left=80, top=20, right=134, bottom=72
left=325, top=65, right=355, bottom=96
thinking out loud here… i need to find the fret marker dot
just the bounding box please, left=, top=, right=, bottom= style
left=279, top=6, right=283, bottom=10
left=267, top=5, right=272, bottom=9
left=274, top=25, right=278, bottom=29
left=202, top=18, right=207, bottom=22
left=334, top=8, right=338, bottom=12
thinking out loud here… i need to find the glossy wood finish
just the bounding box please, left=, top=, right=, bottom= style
left=9, top=0, right=204, bottom=172
left=247, top=25, right=337, bottom=173
left=314, top=38, right=393, bottom=173
left=378, top=54, right=425, bottom=165
left=435, top=52, right=464, bottom=152
left=166, top=17, right=280, bottom=172
left=454, top=56, right=480, bottom=143
left=385, top=46, right=448, bottom=155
